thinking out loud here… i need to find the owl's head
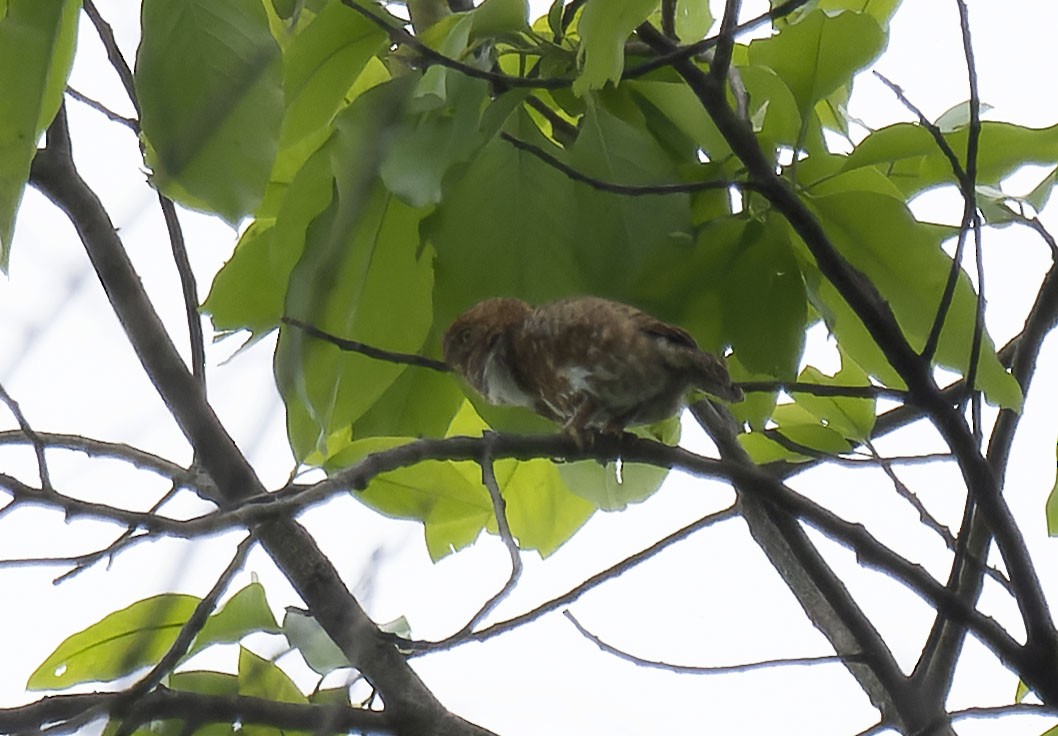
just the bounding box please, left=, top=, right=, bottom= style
left=443, top=298, right=533, bottom=380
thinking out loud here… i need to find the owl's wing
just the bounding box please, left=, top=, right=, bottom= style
left=639, top=318, right=699, bottom=351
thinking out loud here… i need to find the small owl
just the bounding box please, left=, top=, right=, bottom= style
left=443, top=296, right=742, bottom=438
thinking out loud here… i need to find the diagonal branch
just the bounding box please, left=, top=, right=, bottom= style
left=634, top=19, right=1058, bottom=702
left=29, top=106, right=497, bottom=736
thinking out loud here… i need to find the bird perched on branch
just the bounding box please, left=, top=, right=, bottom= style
left=443, top=296, right=743, bottom=440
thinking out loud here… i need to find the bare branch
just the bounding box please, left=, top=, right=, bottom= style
left=562, top=610, right=859, bottom=675
left=0, top=689, right=392, bottom=736
left=0, top=382, right=51, bottom=490
left=409, top=504, right=742, bottom=653
left=280, top=316, right=450, bottom=372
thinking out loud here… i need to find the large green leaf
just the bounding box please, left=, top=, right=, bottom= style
left=136, top=0, right=283, bottom=222
left=721, top=217, right=807, bottom=379
left=426, top=109, right=582, bottom=327
left=279, top=0, right=387, bottom=153
left=28, top=593, right=199, bottom=690
left=331, top=435, right=493, bottom=560
left=748, top=9, right=884, bottom=122
left=337, top=403, right=595, bottom=560
left=445, top=402, right=594, bottom=556
left=573, top=0, right=657, bottom=96
left=380, top=74, right=491, bottom=207
left=0, top=0, right=79, bottom=268
left=844, top=121, right=1058, bottom=199
left=203, top=142, right=334, bottom=336
left=568, top=98, right=693, bottom=299
left=28, top=583, right=278, bottom=692
left=273, top=78, right=433, bottom=460
left=277, top=185, right=434, bottom=460
left=792, top=356, right=876, bottom=443
left=557, top=417, right=680, bottom=511
left=185, top=582, right=278, bottom=660
left=806, top=190, right=1022, bottom=408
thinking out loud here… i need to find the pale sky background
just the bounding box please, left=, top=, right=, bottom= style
left=2, top=1, right=1058, bottom=735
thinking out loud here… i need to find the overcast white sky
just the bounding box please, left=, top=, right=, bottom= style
left=3, top=2, right=1058, bottom=735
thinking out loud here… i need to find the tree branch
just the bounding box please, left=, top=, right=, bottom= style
left=29, top=107, right=497, bottom=736
left=562, top=610, right=859, bottom=675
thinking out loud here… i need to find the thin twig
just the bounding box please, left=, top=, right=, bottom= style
left=865, top=440, right=1011, bottom=594
left=65, top=87, right=138, bottom=130
left=408, top=504, right=742, bottom=653
left=740, top=380, right=906, bottom=400
left=111, top=535, right=256, bottom=736
left=82, top=0, right=138, bottom=114
left=419, top=433, right=524, bottom=649
left=0, top=382, right=51, bottom=491
left=563, top=610, right=860, bottom=675
left=159, top=196, right=206, bottom=387
left=281, top=317, right=450, bottom=372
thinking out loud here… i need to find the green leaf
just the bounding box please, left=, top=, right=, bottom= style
left=239, top=646, right=306, bottom=704
left=136, top=0, right=283, bottom=222
left=170, top=669, right=240, bottom=695
left=558, top=418, right=679, bottom=511
left=568, top=98, right=693, bottom=297
left=0, top=0, right=78, bottom=268
left=748, top=10, right=884, bottom=121
left=332, top=435, right=493, bottom=560
left=276, top=184, right=434, bottom=460
left=1046, top=441, right=1058, bottom=537
left=1025, top=166, right=1058, bottom=213
left=816, top=0, right=901, bottom=27
left=470, top=0, right=529, bottom=37
left=273, top=78, right=433, bottom=460
left=792, top=357, right=876, bottom=442
left=350, top=346, right=466, bottom=439
left=426, top=110, right=582, bottom=327
left=674, top=0, right=713, bottom=40
left=845, top=121, right=1058, bottom=198
left=28, top=594, right=199, bottom=690
left=721, top=218, right=807, bottom=379
left=934, top=100, right=995, bottom=133
left=282, top=607, right=348, bottom=675
left=380, top=74, right=491, bottom=207
left=806, top=191, right=1022, bottom=409
left=186, top=582, right=279, bottom=660
left=446, top=402, right=595, bottom=555
left=573, top=0, right=657, bottom=96
left=739, top=65, right=802, bottom=145
left=279, top=0, right=387, bottom=152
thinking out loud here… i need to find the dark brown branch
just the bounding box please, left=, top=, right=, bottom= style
left=624, top=0, right=812, bottom=79
left=740, top=380, right=907, bottom=400
left=635, top=19, right=1058, bottom=704
left=709, top=0, right=740, bottom=85
left=29, top=105, right=496, bottom=736
left=0, top=689, right=391, bottom=736
left=82, top=0, right=138, bottom=115
left=563, top=610, right=860, bottom=675
left=281, top=316, right=450, bottom=372
left=0, top=382, right=51, bottom=491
